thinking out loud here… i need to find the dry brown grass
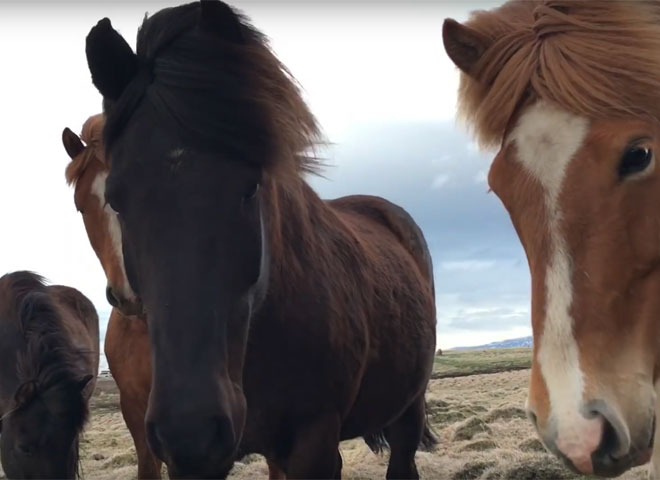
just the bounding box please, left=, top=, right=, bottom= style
left=0, top=356, right=650, bottom=479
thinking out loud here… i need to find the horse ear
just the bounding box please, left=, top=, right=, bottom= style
left=442, top=18, right=490, bottom=76
left=86, top=18, right=138, bottom=101
left=199, top=0, right=244, bottom=43
left=62, top=128, right=85, bottom=159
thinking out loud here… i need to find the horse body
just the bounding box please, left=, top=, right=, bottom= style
left=239, top=185, right=436, bottom=463
left=0, top=272, right=98, bottom=479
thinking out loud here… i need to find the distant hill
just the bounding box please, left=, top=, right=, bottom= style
left=452, top=336, right=533, bottom=351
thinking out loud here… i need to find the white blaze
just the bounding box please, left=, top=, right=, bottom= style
left=510, top=101, right=598, bottom=466
left=91, top=171, right=136, bottom=301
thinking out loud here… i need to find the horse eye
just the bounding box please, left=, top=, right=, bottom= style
left=619, top=147, right=654, bottom=178
left=243, top=183, right=260, bottom=201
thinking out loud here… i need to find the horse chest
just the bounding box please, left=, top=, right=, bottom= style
left=240, top=309, right=369, bottom=430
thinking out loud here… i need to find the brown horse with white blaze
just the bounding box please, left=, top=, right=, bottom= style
left=62, top=116, right=141, bottom=317
left=62, top=114, right=162, bottom=479
left=84, top=1, right=437, bottom=478
left=443, top=1, right=660, bottom=477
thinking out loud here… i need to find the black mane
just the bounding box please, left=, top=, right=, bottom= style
left=1, top=272, right=90, bottom=429
left=0, top=272, right=91, bottom=479
left=102, top=1, right=321, bottom=175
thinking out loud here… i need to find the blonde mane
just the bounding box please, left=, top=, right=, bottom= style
left=65, top=113, right=106, bottom=186
left=457, top=0, right=660, bottom=149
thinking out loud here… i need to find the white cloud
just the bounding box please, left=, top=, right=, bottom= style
left=473, top=168, right=488, bottom=184
left=435, top=300, right=531, bottom=349
left=431, top=174, right=451, bottom=189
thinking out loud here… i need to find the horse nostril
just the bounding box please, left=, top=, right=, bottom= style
left=105, top=286, right=120, bottom=308
left=597, top=417, right=620, bottom=458
left=587, top=401, right=630, bottom=472
left=146, top=414, right=237, bottom=469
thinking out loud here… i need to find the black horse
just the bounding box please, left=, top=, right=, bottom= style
left=86, top=2, right=437, bottom=478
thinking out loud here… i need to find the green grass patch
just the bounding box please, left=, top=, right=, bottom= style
left=433, top=348, right=532, bottom=379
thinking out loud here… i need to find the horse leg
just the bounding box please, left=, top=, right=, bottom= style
left=119, top=394, right=162, bottom=479
left=384, top=395, right=426, bottom=480
left=285, top=413, right=342, bottom=479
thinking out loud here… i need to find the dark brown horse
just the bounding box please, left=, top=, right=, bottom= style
left=85, top=2, right=437, bottom=478
left=0, top=271, right=99, bottom=479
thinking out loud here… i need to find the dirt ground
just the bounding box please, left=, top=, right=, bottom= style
left=1, top=369, right=643, bottom=480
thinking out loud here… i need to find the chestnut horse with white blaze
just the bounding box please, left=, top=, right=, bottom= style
left=62, top=115, right=161, bottom=479
left=84, top=1, right=437, bottom=478
left=443, top=1, right=660, bottom=477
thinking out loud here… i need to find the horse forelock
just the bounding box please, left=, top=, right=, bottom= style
left=102, top=1, right=323, bottom=181
left=65, top=114, right=106, bottom=187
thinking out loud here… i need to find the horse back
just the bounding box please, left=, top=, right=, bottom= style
left=327, top=194, right=434, bottom=291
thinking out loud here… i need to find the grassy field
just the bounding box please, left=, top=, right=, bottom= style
left=433, top=348, right=532, bottom=379
left=0, top=348, right=649, bottom=479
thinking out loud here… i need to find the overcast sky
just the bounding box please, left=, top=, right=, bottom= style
left=0, top=1, right=527, bottom=370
